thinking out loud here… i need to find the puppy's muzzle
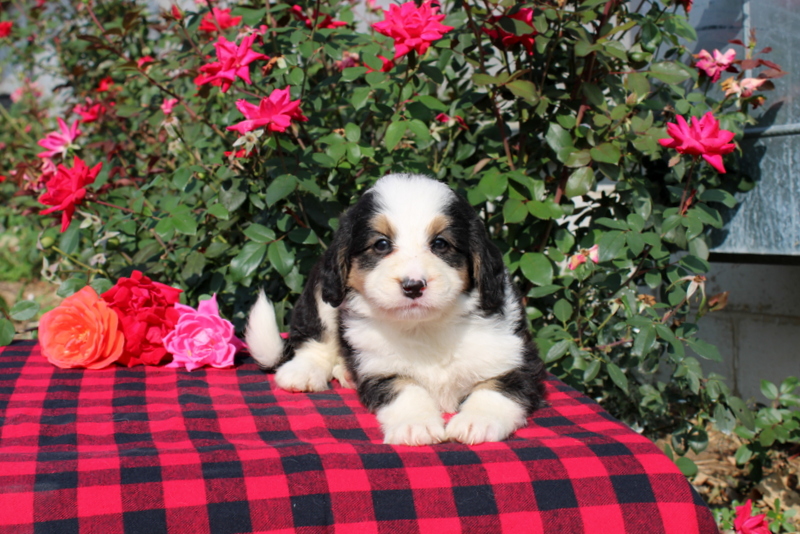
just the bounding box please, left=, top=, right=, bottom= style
left=401, top=278, right=427, bottom=299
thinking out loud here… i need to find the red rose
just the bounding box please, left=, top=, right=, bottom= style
left=484, top=8, right=537, bottom=55
left=0, top=21, right=12, bottom=38
left=38, top=156, right=102, bottom=232
left=101, top=270, right=183, bottom=366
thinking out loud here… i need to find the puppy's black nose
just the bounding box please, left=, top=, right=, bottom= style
left=401, top=278, right=426, bottom=299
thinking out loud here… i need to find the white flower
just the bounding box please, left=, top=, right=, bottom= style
left=232, top=129, right=264, bottom=152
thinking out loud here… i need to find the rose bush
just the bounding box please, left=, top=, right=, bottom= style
left=0, top=0, right=795, bottom=507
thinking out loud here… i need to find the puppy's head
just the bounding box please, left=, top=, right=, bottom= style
left=321, top=174, right=505, bottom=320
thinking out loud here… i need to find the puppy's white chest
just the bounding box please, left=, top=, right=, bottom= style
left=346, top=314, right=523, bottom=413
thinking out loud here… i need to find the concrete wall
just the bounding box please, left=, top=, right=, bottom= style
left=698, top=260, right=800, bottom=402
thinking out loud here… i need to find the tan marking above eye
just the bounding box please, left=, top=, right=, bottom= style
left=425, top=214, right=450, bottom=241
left=371, top=214, right=396, bottom=240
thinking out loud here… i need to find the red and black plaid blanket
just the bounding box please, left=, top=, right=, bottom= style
left=0, top=341, right=717, bottom=533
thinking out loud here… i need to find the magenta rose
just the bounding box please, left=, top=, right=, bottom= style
left=101, top=270, right=183, bottom=366
left=164, top=294, right=245, bottom=371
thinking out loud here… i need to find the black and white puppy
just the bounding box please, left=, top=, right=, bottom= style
left=246, top=174, right=545, bottom=445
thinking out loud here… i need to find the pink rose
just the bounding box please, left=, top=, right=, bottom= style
left=658, top=111, right=736, bottom=174
left=568, top=244, right=600, bottom=270
left=164, top=294, right=245, bottom=371
left=372, top=1, right=453, bottom=60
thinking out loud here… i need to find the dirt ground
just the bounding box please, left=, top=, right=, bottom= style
left=672, top=430, right=800, bottom=528
left=3, top=280, right=799, bottom=528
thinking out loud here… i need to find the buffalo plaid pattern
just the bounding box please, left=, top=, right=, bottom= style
left=0, top=341, right=717, bottom=533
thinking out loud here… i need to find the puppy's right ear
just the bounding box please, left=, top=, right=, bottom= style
left=320, top=209, right=354, bottom=308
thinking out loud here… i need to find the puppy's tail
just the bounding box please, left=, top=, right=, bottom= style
left=245, top=289, right=285, bottom=370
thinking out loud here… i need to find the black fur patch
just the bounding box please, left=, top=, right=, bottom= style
left=495, top=343, right=547, bottom=414
left=357, top=375, right=402, bottom=412
left=444, top=194, right=506, bottom=313
left=320, top=191, right=379, bottom=307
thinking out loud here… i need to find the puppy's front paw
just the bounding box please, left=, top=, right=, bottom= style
left=275, top=357, right=331, bottom=392
left=445, top=389, right=527, bottom=445
left=445, top=411, right=515, bottom=445
left=382, top=416, right=446, bottom=446
left=376, top=384, right=446, bottom=446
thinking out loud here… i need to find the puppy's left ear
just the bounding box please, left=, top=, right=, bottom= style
left=469, top=215, right=506, bottom=313
left=320, top=208, right=354, bottom=308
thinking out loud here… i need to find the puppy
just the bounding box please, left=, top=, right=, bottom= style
left=246, top=174, right=545, bottom=445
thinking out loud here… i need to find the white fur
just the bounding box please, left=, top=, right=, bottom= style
left=445, top=389, right=528, bottom=444
left=377, top=383, right=446, bottom=445
left=275, top=339, right=337, bottom=392
left=344, top=291, right=524, bottom=413
left=358, top=175, right=468, bottom=323
left=244, top=289, right=284, bottom=369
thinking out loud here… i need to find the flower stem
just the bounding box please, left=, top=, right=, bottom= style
left=52, top=246, right=107, bottom=276
left=679, top=156, right=699, bottom=215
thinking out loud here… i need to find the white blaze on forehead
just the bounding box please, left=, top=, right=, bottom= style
left=369, top=174, right=453, bottom=244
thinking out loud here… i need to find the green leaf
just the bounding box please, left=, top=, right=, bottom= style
left=266, top=175, right=297, bottom=207
left=506, top=80, right=538, bottom=104
left=502, top=198, right=528, bottom=224
left=10, top=301, right=39, bottom=322
left=90, top=278, right=113, bottom=295
left=59, top=223, right=81, bottom=255
left=351, top=87, right=372, bottom=110
left=472, top=72, right=509, bottom=85
left=0, top=318, right=14, bottom=346
left=172, top=212, right=197, bottom=236
left=57, top=276, right=87, bottom=298
left=564, top=150, right=592, bottom=168
left=589, top=143, right=621, bottom=164
left=632, top=325, right=656, bottom=356
left=759, top=427, right=776, bottom=447
left=650, top=61, right=693, bottom=84
left=583, top=360, right=601, bottom=382
left=231, top=6, right=266, bottom=26
left=344, top=123, right=362, bottom=142
left=596, top=231, right=626, bottom=262
left=553, top=299, right=573, bottom=322
left=564, top=167, right=594, bottom=198
left=230, top=242, right=267, bottom=282
left=727, top=396, right=756, bottom=431
left=544, top=340, right=571, bottom=363
left=268, top=240, right=295, bottom=277
left=478, top=173, right=508, bottom=199
left=519, top=253, right=553, bottom=286
left=341, top=66, right=368, bottom=82
left=675, top=457, right=698, bottom=477
left=606, top=362, right=629, bottom=393
left=686, top=338, right=721, bottom=362
left=760, top=380, right=779, bottom=400
left=173, top=167, right=192, bottom=191
left=714, top=404, right=737, bottom=434
left=244, top=224, right=275, bottom=243
left=734, top=444, right=753, bottom=465
left=545, top=123, right=574, bottom=160
left=529, top=285, right=562, bottom=298
left=384, top=121, right=407, bottom=151
left=206, top=203, right=230, bottom=220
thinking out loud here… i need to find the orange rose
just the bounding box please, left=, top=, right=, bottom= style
left=39, top=286, right=125, bottom=369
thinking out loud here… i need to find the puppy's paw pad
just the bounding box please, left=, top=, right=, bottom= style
left=275, top=358, right=331, bottom=392
left=383, top=419, right=446, bottom=446
left=445, top=412, right=514, bottom=445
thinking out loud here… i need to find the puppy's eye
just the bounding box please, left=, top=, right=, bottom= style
left=431, top=237, right=450, bottom=252
left=373, top=239, right=392, bottom=253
